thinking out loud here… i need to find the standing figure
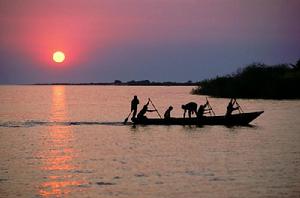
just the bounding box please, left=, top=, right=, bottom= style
left=131, top=95, right=139, bottom=120
left=226, top=98, right=239, bottom=116
left=181, top=102, right=198, bottom=118
left=164, top=106, right=173, bottom=119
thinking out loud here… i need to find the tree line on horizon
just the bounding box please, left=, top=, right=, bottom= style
left=192, top=59, right=300, bottom=99
left=34, top=80, right=196, bottom=86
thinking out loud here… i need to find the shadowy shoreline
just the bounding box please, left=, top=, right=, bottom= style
left=192, top=59, right=300, bottom=99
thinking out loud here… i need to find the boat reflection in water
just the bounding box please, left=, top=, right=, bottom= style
left=38, top=86, right=87, bottom=197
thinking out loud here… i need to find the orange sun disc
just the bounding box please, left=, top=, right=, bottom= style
left=53, top=51, right=65, bottom=63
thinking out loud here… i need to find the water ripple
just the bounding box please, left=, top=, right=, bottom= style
left=0, top=120, right=127, bottom=128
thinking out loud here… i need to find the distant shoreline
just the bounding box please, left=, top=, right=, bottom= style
left=30, top=81, right=199, bottom=86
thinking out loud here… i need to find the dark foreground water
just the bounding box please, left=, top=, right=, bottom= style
left=0, top=86, right=299, bottom=198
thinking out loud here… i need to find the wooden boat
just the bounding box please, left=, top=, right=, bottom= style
left=132, top=111, right=264, bottom=126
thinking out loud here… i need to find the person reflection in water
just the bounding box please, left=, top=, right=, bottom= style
left=164, top=106, right=173, bottom=119
left=181, top=102, right=197, bottom=118
left=137, top=100, right=155, bottom=120
left=131, top=95, right=139, bottom=120
left=226, top=98, right=239, bottom=116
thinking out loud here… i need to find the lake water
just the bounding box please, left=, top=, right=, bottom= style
left=0, top=86, right=300, bottom=198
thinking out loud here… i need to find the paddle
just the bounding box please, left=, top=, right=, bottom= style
left=206, top=97, right=215, bottom=116
left=123, top=111, right=132, bottom=124
left=235, top=99, right=244, bottom=113
left=148, top=98, right=162, bottom=119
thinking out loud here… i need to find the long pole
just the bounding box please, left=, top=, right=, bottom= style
left=149, top=98, right=162, bottom=119
left=235, top=100, right=244, bottom=113
left=209, top=104, right=215, bottom=116
left=206, top=97, right=215, bottom=116
left=123, top=111, right=132, bottom=124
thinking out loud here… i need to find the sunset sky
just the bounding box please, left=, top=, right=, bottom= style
left=0, top=0, right=299, bottom=84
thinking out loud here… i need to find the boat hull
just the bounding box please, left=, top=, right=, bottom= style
left=132, top=111, right=264, bottom=126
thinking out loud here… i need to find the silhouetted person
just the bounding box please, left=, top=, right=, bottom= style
left=181, top=102, right=197, bottom=118
left=164, top=106, right=173, bottom=119
left=197, top=102, right=208, bottom=118
left=226, top=98, right=239, bottom=116
left=137, top=100, right=156, bottom=119
left=131, top=95, right=139, bottom=120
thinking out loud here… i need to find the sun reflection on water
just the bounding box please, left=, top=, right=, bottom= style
left=51, top=86, right=67, bottom=122
left=38, top=86, right=87, bottom=197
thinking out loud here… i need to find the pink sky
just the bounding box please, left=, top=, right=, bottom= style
left=0, top=0, right=299, bottom=83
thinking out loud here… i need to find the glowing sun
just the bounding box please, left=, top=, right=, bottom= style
left=52, top=51, right=65, bottom=63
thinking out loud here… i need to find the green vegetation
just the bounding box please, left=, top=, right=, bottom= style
left=192, top=59, right=300, bottom=99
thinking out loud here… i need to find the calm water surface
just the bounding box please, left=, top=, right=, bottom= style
left=0, top=86, right=299, bottom=198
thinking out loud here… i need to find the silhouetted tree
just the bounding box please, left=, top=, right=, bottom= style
left=192, top=60, right=300, bottom=99
left=114, top=80, right=122, bottom=84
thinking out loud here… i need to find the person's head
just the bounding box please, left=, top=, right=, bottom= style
left=169, top=106, right=173, bottom=110
left=134, top=95, right=138, bottom=99
left=181, top=104, right=186, bottom=109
